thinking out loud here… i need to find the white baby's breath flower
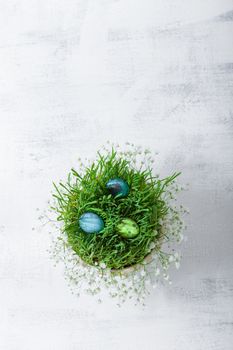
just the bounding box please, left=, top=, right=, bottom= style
left=99, top=262, right=106, bottom=269
left=133, top=274, right=140, bottom=282
left=149, top=242, right=155, bottom=251
left=168, top=255, right=175, bottom=263
left=158, top=218, right=163, bottom=225
left=179, top=233, right=184, bottom=242
left=114, top=275, right=122, bottom=283
left=124, top=279, right=133, bottom=288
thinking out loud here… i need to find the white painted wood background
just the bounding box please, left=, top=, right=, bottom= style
left=0, top=1, right=233, bottom=349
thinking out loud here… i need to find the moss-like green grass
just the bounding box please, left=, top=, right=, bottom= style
left=52, top=148, right=179, bottom=270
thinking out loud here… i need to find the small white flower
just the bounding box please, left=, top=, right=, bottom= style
left=133, top=275, right=140, bottom=282
left=178, top=234, right=184, bottom=242
left=169, top=255, right=175, bottom=263
left=99, top=262, right=106, bottom=269
left=124, top=279, right=133, bottom=288
left=114, top=275, right=122, bottom=282
left=149, top=242, right=155, bottom=250
left=158, top=218, right=163, bottom=225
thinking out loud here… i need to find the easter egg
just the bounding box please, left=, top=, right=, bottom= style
left=116, top=218, right=139, bottom=238
left=79, top=212, right=104, bottom=234
left=106, top=178, right=129, bottom=198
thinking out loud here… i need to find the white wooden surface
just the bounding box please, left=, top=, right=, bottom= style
left=0, top=1, right=233, bottom=349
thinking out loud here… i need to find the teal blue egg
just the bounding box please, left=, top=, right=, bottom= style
left=106, top=178, right=129, bottom=198
left=79, top=212, right=104, bottom=234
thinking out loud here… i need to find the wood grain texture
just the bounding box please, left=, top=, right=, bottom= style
left=0, top=1, right=233, bottom=349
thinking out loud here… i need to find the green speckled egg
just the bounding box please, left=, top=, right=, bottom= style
left=116, top=218, right=139, bottom=238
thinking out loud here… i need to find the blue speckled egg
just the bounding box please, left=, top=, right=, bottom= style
left=106, top=178, right=129, bottom=198
left=79, top=212, right=104, bottom=234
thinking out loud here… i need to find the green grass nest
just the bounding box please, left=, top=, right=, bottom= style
left=52, top=147, right=180, bottom=270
